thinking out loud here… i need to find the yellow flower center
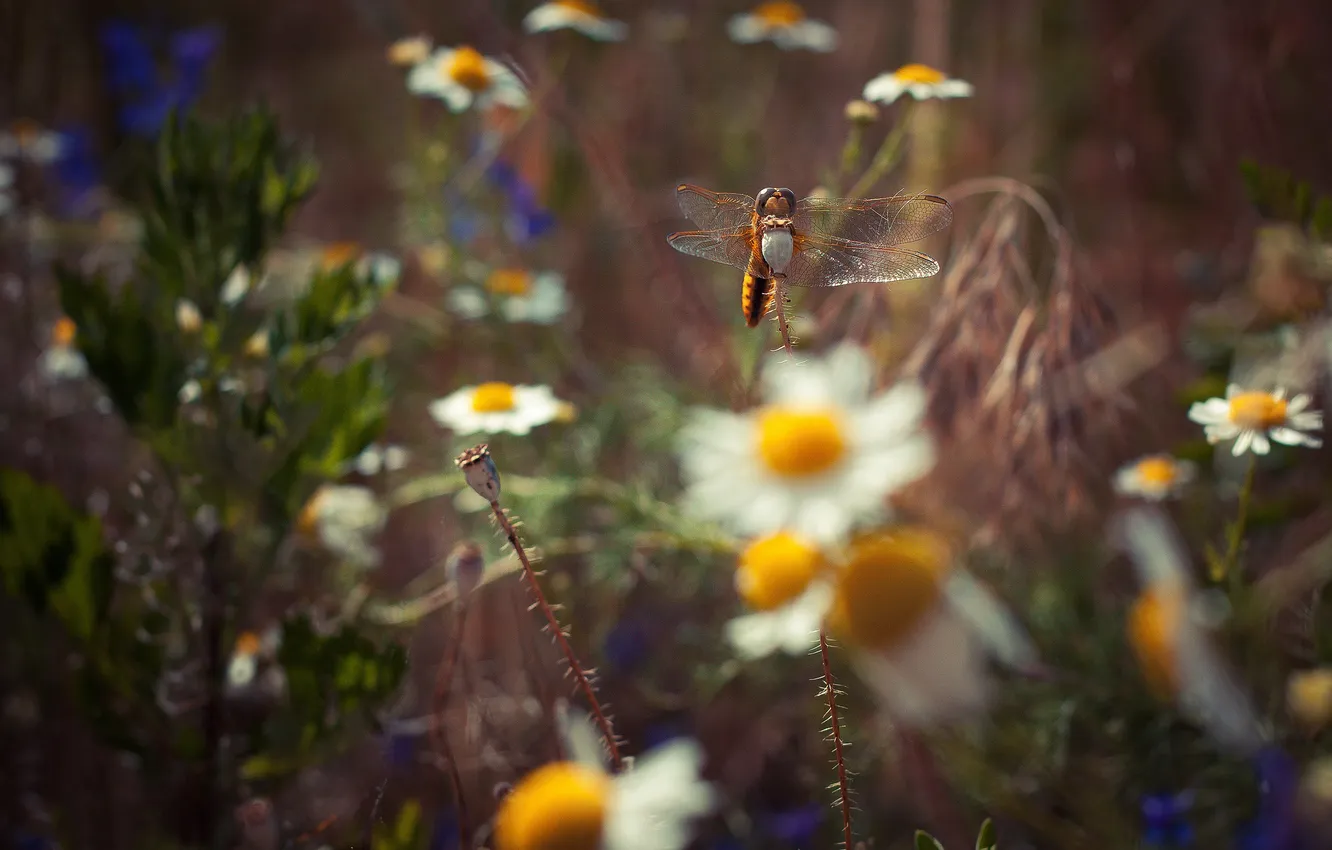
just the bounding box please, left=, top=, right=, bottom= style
left=1135, top=456, right=1179, bottom=487
left=735, top=532, right=824, bottom=611
left=1127, top=588, right=1183, bottom=697
left=754, top=1, right=806, bottom=25
left=471, top=382, right=517, bottom=413
left=297, top=488, right=327, bottom=536
left=320, top=241, right=362, bottom=270
left=756, top=407, right=846, bottom=478
left=51, top=317, right=77, bottom=347
left=1227, top=391, right=1288, bottom=430
left=826, top=529, right=948, bottom=650
left=243, top=331, right=270, bottom=359
left=555, top=0, right=603, bottom=14
left=234, top=631, right=262, bottom=656
left=446, top=46, right=492, bottom=92
left=493, top=761, right=610, bottom=850
left=1288, top=668, right=1332, bottom=730
left=387, top=36, right=431, bottom=66
left=486, top=268, right=533, bottom=296
left=893, top=63, right=948, bottom=84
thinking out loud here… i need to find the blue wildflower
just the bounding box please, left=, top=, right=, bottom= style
left=428, top=809, right=461, bottom=850
left=50, top=127, right=101, bottom=217
left=602, top=617, right=651, bottom=672
left=99, top=21, right=221, bottom=136
left=1141, top=791, right=1194, bottom=847
left=761, top=803, right=825, bottom=845
left=486, top=159, right=556, bottom=244
left=1236, top=747, right=1303, bottom=850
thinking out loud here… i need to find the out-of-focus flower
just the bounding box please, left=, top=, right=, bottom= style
left=221, top=265, right=252, bottom=305
left=408, top=46, right=528, bottom=113
left=49, top=127, right=102, bottom=218
left=226, top=627, right=281, bottom=691
left=1187, top=384, right=1322, bottom=456
left=0, top=119, right=65, bottom=163
left=235, top=797, right=280, bottom=850
left=447, top=268, right=568, bottom=324
left=725, top=531, right=835, bottom=659
left=417, top=242, right=451, bottom=277
left=0, top=163, right=16, bottom=216
left=1140, top=792, right=1194, bottom=848
left=388, top=35, right=432, bottom=66
left=352, top=443, right=410, bottom=476
left=493, top=708, right=714, bottom=850
left=100, top=22, right=221, bottom=136
left=487, top=161, right=556, bottom=244
left=863, top=64, right=974, bottom=104
left=430, top=383, right=565, bottom=436
left=524, top=1, right=629, bottom=41
left=1118, top=507, right=1266, bottom=755
left=446, top=540, right=487, bottom=601
left=828, top=528, right=1037, bottom=725
left=242, top=331, right=269, bottom=359
left=843, top=99, right=880, bottom=124
left=677, top=344, right=935, bottom=545
left=37, top=316, right=88, bottom=381
left=726, top=2, right=837, bottom=52
left=455, top=443, right=501, bottom=503
left=1113, top=454, right=1196, bottom=501
left=1236, top=748, right=1302, bottom=850
left=176, top=299, right=202, bottom=333
left=1287, top=668, right=1332, bottom=731
left=296, top=484, right=387, bottom=569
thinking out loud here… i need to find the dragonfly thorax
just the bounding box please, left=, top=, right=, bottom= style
left=761, top=226, right=794, bottom=275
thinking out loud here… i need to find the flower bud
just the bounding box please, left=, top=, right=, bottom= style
left=456, top=443, right=501, bottom=503
left=447, top=540, right=486, bottom=601
left=844, top=99, right=880, bottom=124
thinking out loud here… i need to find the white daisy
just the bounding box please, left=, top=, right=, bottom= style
left=727, top=1, right=837, bottom=52
left=297, top=484, right=387, bottom=569
left=387, top=34, right=432, bottom=67
left=863, top=64, right=975, bottom=105
left=408, top=46, right=529, bottom=113
left=37, top=316, right=87, bottom=381
left=352, top=443, right=410, bottom=476
left=447, top=268, right=569, bottom=325
left=829, top=529, right=1038, bottom=726
left=176, top=299, right=202, bottom=333
left=724, top=531, right=835, bottom=658
left=429, top=382, right=565, bottom=436
left=494, top=707, right=714, bottom=850
left=677, top=344, right=935, bottom=546
left=1187, top=383, right=1322, bottom=456
left=0, top=119, right=64, bottom=163
left=1113, top=454, right=1196, bottom=501
left=1116, top=506, right=1266, bottom=755
left=524, top=0, right=629, bottom=41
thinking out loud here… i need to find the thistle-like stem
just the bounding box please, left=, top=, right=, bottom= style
left=818, top=630, right=854, bottom=849
left=489, top=502, right=623, bottom=770
left=1221, top=455, right=1258, bottom=589
left=429, top=605, right=471, bottom=849
left=848, top=112, right=911, bottom=200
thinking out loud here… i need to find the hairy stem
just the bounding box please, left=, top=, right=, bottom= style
left=1222, top=454, right=1258, bottom=590
left=489, top=503, right=623, bottom=770
left=430, top=604, right=471, bottom=849
left=819, top=630, right=854, bottom=849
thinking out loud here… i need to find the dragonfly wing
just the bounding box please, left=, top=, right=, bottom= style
left=668, top=227, right=758, bottom=273
left=675, top=184, right=756, bottom=231
left=785, top=234, right=941, bottom=288
left=793, top=194, right=953, bottom=247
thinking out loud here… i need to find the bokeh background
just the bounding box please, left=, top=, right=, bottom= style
left=6, top=1, right=1332, bottom=849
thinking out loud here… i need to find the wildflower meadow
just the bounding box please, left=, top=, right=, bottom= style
left=6, top=2, right=1332, bottom=849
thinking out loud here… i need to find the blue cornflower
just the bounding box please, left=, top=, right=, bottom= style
left=99, top=21, right=221, bottom=136
left=50, top=127, right=101, bottom=217
left=602, top=617, right=651, bottom=672
left=760, top=803, right=825, bottom=845
left=1141, top=791, right=1194, bottom=847
left=486, top=160, right=556, bottom=244
left=1236, top=747, right=1303, bottom=850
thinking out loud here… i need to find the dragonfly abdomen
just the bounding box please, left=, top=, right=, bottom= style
left=741, top=274, right=776, bottom=327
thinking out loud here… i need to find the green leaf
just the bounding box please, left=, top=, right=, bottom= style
left=976, top=818, right=997, bottom=850
left=916, top=831, right=946, bottom=850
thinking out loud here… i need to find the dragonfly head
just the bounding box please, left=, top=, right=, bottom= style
left=756, top=187, right=796, bottom=217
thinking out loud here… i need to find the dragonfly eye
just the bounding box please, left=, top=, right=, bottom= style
left=755, top=188, right=778, bottom=212
left=777, top=188, right=797, bottom=210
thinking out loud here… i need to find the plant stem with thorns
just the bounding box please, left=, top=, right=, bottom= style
left=819, top=629, right=854, bottom=849
left=490, top=502, right=623, bottom=770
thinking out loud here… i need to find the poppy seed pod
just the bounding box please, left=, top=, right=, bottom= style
left=456, top=443, right=501, bottom=503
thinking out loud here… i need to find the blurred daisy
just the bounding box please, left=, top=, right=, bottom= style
left=1113, top=454, right=1196, bottom=501
left=828, top=528, right=1038, bottom=725
left=297, top=484, right=387, bottom=569
left=37, top=317, right=88, bottom=380
left=1117, top=506, right=1266, bottom=755
left=677, top=344, right=935, bottom=545
left=524, top=1, right=628, bottom=41
left=1187, top=384, right=1322, bottom=456
left=221, top=265, right=252, bottom=305
left=408, top=46, right=528, bottom=113
left=226, top=627, right=280, bottom=690
left=0, top=119, right=64, bottom=163
left=494, top=707, right=714, bottom=850
left=725, top=531, right=836, bottom=658
left=352, top=443, right=410, bottom=476
left=429, top=382, right=565, bottom=436
left=727, top=2, right=837, bottom=52
left=387, top=35, right=432, bottom=66
left=447, top=268, right=568, bottom=324
left=863, top=64, right=974, bottom=104
left=176, top=299, right=202, bottom=333
left=1287, top=667, right=1332, bottom=731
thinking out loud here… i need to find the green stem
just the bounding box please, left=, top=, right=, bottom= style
left=848, top=108, right=912, bottom=200
left=1222, top=454, right=1258, bottom=591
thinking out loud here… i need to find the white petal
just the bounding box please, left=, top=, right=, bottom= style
left=604, top=740, right=714, bottom=850
left=1204, top=421, right=1240, bottom=443
left=726, top=14, right=765, bottom=43
left=777, top=20, right=837, bottom=51
left=944, top=571, right=1038, bottom=672
left=1250, top=433, right=1271, bottom=455
left=447, top=286, right=490, bottom=319
left=440, top=83, right=475, bottom=112
left=1226, top=383, right=1242, bottom=398
left=855, top=607, right=991, bottom=725
left=556, top=704, right=611, bottom=770
left=1232, top=429, right=1255, bottom=456
left=1173, top=618, right=1265, bottom=755
left=1288, top=411, right=1323, bottom=431
left=1271, top=426, right=1321, bottom=447
left=1287, top=394, right=1311, bottom=414
left=1187, top=397, right=1229, bottom=426
left=428, top=388, right=479, bottom=428
left=934, top=78, right=975, bottom=98
left=863, top=73, right=907, bottom=104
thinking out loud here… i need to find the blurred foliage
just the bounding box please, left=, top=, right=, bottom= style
left=1240, top=159, right=1332, bottom=240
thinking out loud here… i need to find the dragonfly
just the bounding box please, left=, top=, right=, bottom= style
left=667, top=184, right=954, bottom=327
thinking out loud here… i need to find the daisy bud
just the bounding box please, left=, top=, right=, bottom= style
left=456, top=443, right=501, bottom=503
left=447, top=540, right=486, bottom=601
left=844, top=99, right=880, bottom=124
